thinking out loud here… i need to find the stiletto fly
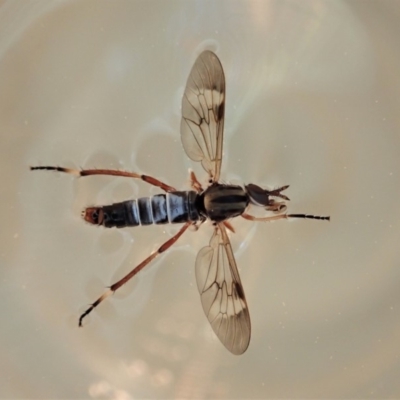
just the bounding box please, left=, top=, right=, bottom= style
left=31, top=51, right=330, bottom=355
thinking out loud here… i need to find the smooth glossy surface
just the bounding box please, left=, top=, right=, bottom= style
left=2, top=0, right=400, bottom=398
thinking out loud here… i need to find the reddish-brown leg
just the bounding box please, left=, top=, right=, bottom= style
left=189, top=170, right=204, bottom=192
left=78, top=222, right=191, bottom=326
left=223, top=220, right=235, bottom=233
left=30, top=166, right=176, bottom=192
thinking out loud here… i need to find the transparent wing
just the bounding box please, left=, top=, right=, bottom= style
left=195, top=223, right=251, bottom=355
left=181, top=50, right=225, bottom=182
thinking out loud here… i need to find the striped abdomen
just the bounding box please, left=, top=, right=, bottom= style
left=83, top=191, right=201, bottom=228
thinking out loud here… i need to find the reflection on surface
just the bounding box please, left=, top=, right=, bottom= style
left=1, top=0, right=400, bottom=398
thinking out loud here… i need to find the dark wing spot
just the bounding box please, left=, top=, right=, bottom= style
left=215, top=100, right=224, bottom=122
left=235, top=282, right=245, bottom=300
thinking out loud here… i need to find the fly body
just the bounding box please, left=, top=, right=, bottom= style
left=31, top=50, right=329, bottom=355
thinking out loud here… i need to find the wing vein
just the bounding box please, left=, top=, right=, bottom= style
left=195, top=224, right=251, bottom=354
left=180, top=50, right=226, bottom=181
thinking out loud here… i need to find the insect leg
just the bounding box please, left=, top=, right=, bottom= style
left=286, top=214, right=330, bottom=221
left=30, top=166, right=176, bottom=192
left=189, top=170, right=204, bottom=192
left=242, top=212, right=330, bottom=222
left=78, top=222, right=191, bottom=326
left=223, top=220, right=235, bottom=233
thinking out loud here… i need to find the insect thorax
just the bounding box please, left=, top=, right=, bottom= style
left=201, top=183, right=249, bottom=222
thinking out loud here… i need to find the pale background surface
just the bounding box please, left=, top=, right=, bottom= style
left=1, top=0, right=399, bottom=398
